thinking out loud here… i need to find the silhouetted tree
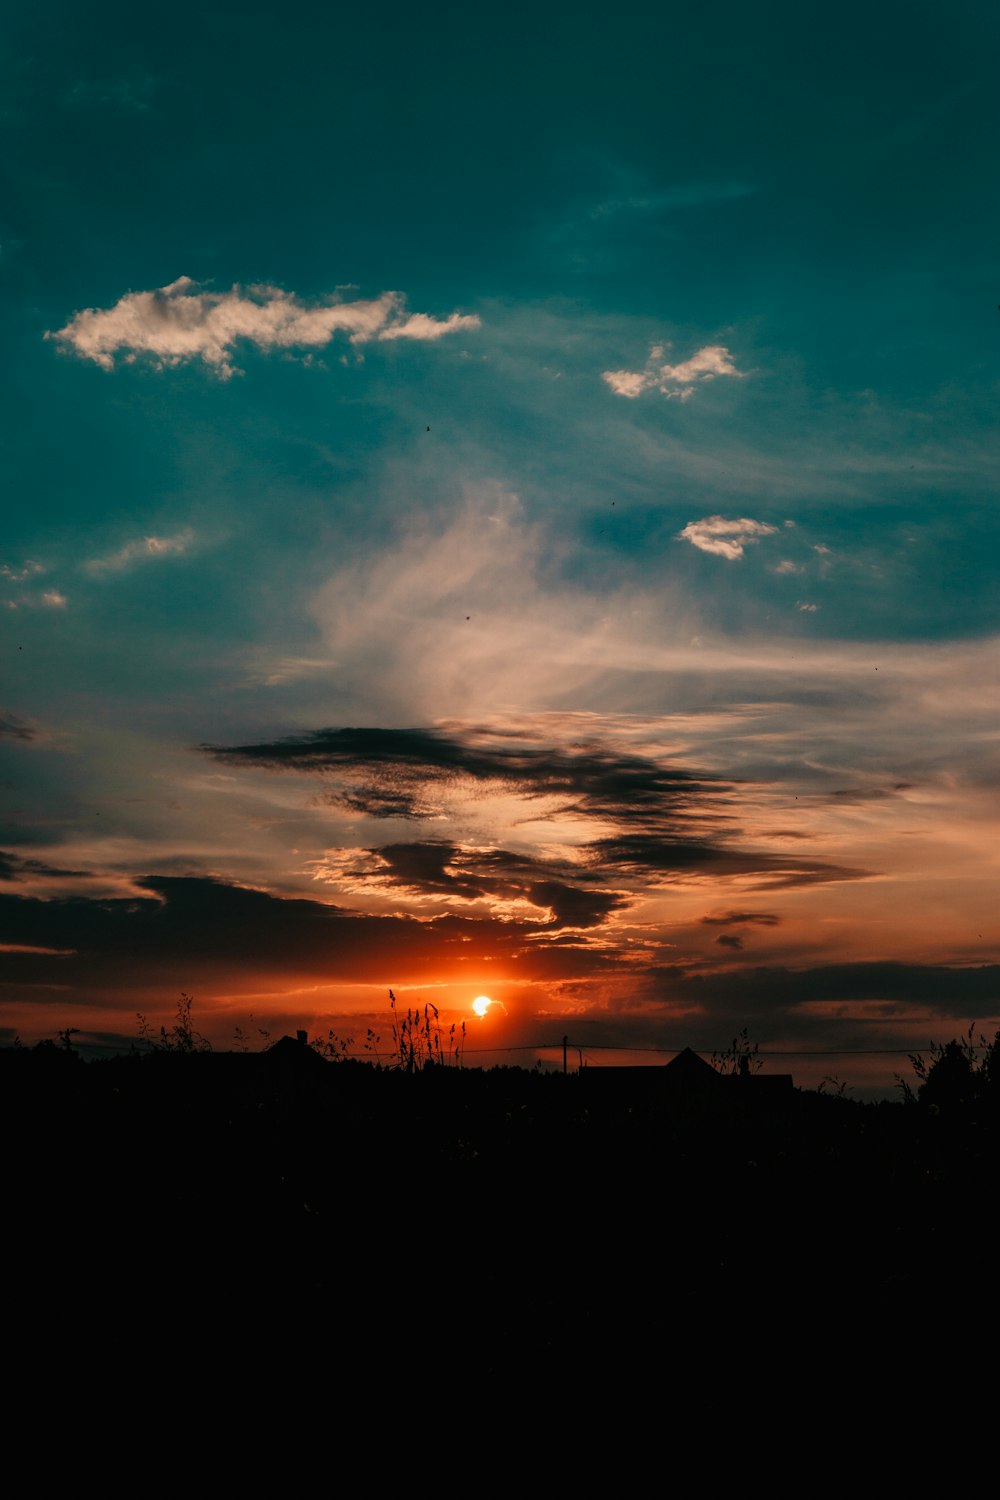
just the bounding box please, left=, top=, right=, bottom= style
left=920, top=1041, right=976, bottom=1112
left=902, top=1026, right=1000, bottom=1112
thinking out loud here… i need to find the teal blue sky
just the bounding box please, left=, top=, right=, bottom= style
left=2, top=1, right=998, bottom=1088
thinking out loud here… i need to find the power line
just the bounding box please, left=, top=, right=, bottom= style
left=347, top=1041, right=973, bottom=1059
left=463, top=1043, right=984, bottom=1057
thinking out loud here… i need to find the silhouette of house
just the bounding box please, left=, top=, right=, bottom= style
left=664, top=1047, right=724, bottom=1093
left=263, top=1030, right=328, bottom=1086
left=582, top=1047, right=794, bottom=1110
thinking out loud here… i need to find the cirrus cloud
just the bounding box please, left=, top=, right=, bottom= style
left=84, top=527, right=196, bottom=576
left=50, top=276, right=481, bottom=378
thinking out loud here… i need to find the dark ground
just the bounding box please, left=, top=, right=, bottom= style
left=5, top=1043, right=996, bottom=1429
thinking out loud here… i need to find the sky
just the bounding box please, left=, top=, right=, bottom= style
left=2, top=0, right=998, bottom=1093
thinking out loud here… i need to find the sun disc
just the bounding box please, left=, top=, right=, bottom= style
left=472, top=995, right=492, bottom=1017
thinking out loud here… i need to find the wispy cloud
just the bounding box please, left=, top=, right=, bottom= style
left=0, top=850, right=84, bottom=881
left=2, top=560, right=63, bottom=610
left=50, top=277, right=482, bottom=377
left=589, top=183, right=756, bottom=218
left=201, top=723, right=726, bottom=826
left=203, top=722, right=866, bottom=894
left=678, top=515, right=778, bottom=560
left=0, top=873, right=623, bottom=997
left=0, top=943, right=77, bottom=955
left=700, top=910, right=781, bottom=927
left=378, top=311, right=480, bottom=342
left=1, top=560, right=44, bottom=583
left=65, top=74, right=158, bottom=112
left=4, top=587, right=68, bottom=610
left=603, top=342, right=743, bottom=400
left=314, top=840, right=629, bottom=930
left=85, top=528, right=195, bottom=575
left=0, top=714, right=35, bottom=742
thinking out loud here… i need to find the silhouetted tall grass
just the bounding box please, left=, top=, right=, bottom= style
left=389, top=989, right=465, bottom=1069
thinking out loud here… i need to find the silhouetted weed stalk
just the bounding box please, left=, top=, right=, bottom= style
left=711, top=1027, right=761, bottom=1077
left=310, top=1029, right=353, bottom=1060
left=132, top=990, right=467, bottom=1068
left=136, top=992, right=211, bottom=1054
left=389, top=989, right=465, bottom=1070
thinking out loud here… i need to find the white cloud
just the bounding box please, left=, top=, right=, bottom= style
left=603, top=342, right=744, bottom=401
left=1, top=560, right=44, bottom=583
left=4, top=581, right=66, bottom=609
left=85, top=528, right=195, bottom=575
left=602, top=369, right=652, bottom=399
left=309, top=485, right=694, bottom=721
left=773, top=559, right=803, bottom=575
left=51, top=277, right=481, bottom=377
left=678, top=515, right=778, bottom=560
left=378, top=310, right=480, bottom=342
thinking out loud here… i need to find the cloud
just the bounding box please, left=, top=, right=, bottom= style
left=4, top=587, right=67, bottom=611
left=317, top=839, right=629, bottom=930
left=0, top=874, right=623, bottom=1000
left=377, top=311, right=479, bottom=342
left=1, top=561, right=44, bottom=583
left=0, top=850, right=85, bottom=881
left=677, top=516, right=778, bottom=560
left=583, top=832, right=865, bottom=889
left=601, top=369, right=650, bottom=399
left=826, top=783, right=912, bottom=805
left=306, top=485, right=641, bottom=718
left=0, top=943, right=76, bottom=955
left=202, top=723, right=726, bottom=827
left=602, top=343, right=743, bottom=401
left=1, top=561, right=65, bottom=609
left=203, top=721, right=868, bottom=893
left=649, top=961, right=1000, bottom=1023
left=85, top=528, right=195, bottom=575
left=50, top=277, right=481, bottom=377
left=7, top=871, right=993, bottom=1060
left=700, top=911, right=781, bottom=927
left=0, top=714, right=35, bottom=741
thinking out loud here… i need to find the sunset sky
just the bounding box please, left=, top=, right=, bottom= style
left=2, top=1, right=998, bottom=1092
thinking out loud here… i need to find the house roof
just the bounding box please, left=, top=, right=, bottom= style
left=663, top=1047, right=726, bottom=1088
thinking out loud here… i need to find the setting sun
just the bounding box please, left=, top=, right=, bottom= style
left=472, top=995, right=493, bottom=1017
